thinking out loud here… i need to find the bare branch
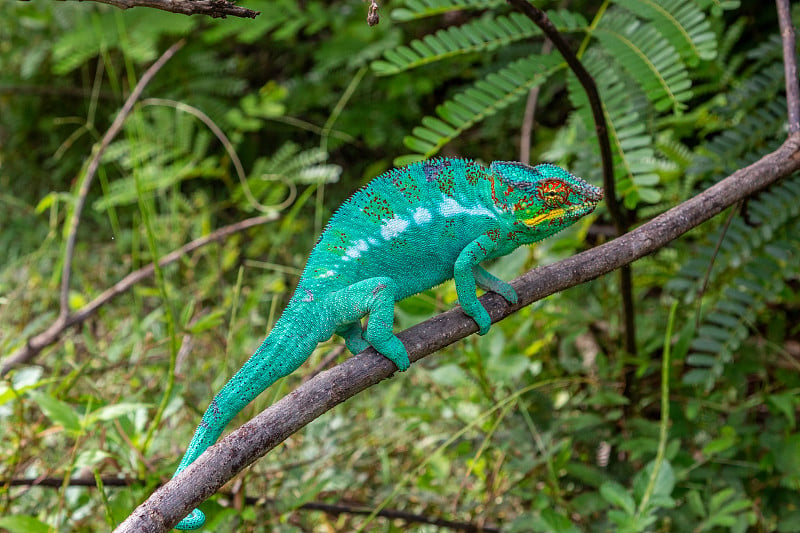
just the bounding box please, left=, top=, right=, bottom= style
left=506, top=0, right=637, bottom=361
left=1, top=214, right=276, bottom=375
left=507, top=0, right=621, bottom=230
left=116, top=134, right=800, bottom=532
left=57, top=0, right=259, bottom=19
left=4, top=476, right=497, bottom=531
left=777, top=0, right=800, bottom=133
left=519, top=39, right=553, bottom=165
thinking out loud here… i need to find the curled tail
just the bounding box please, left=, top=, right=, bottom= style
left=172, top=313, right=324, bottom=530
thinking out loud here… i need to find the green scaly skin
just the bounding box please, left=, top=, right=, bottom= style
left=171, top=158, right=602, bottom=529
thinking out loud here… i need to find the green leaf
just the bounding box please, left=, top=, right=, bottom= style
left=541, top=508, right=582, bottom=533
left=595, top=10, right=692, bottom=111
left=187, top=310, right=227, bottom=334
left=766, top=393, right=797, bottom=429
left=84, top=403, right=150, bottom=427
left=600, top=481, right=636, bottom=514
left=73, top=449, right=113, bottom=470
left=398, top=53, right=563, bottom=161
left=0, top=515, right=51, bottom=533
left=702, top=426, right=737, bottom=455
left=27, top=390, right=81, bottom=434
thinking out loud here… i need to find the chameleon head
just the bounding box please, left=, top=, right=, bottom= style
left=489, top=161, right=603, bottom=238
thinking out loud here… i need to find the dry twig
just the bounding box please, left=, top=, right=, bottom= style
left=57, top=0, right=259, bottom=19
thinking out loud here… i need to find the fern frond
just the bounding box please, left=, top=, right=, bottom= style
left=683, top=233, right=800, bottom=389
left=52, top=9, right=195, bottom=75
left=694, top=0, right=742, bottom=14
left=612, top=0, right=717, bottom=65
left=725, top=62, right=785, bottom=117
left=95, top=110, right=217, bottom=211
left=667, top=174, right=800, bottom=301
left=261, top=143, right=342, bottom=184
left=668, top=170, right=800, bottom=389
left=372, top=10, right=586, bottom=75
left=566, top=51, right=664, bottom=208
left=396, top=54, right=564, bottom=164
left=594, top=9, right=692, bottom=112
left=391, top=0, right=505, bottom=22
left=689, top=98, right=786, bottom=180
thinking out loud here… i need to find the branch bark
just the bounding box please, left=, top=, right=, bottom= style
left=57, top=0, right=260, bottom=18
left=116, top=135, right=800, bottom=532
left=777, top=0, right=800, bottom=133
left=507, top=1, right=637, bottom=387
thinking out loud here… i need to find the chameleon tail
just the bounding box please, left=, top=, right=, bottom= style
left=171, top=313, right=324, bottom=530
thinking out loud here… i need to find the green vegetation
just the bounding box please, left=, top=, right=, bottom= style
left=1, top=0, right=799, bottom=531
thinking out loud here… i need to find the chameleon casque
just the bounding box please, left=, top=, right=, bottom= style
left=171, top=158, right=602, bottom=529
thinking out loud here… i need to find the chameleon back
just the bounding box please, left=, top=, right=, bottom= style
left=169, top=158, right=601, bottom=530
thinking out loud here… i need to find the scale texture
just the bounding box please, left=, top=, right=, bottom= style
left=171, top=158, right=602, bottom=529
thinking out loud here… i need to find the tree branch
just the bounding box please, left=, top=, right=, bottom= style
left=1, top=213, right=276, bottom=375
left=777, top=0, right=800, bottom=133
left=116, top=134, right=800, bottom=532
left=507, top=0, right=620, bottom=230
left=57, top=0, right=259, bottom=19
left=506, top=0, right=637, bottom=371
left=5, top=477, right=498, bottom=531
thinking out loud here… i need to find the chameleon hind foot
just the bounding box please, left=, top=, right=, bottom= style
left=175, top=508, right=205, bottom=530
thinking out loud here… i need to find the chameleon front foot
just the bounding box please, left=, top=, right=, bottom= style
left=175, top=508, right=205, bottom=530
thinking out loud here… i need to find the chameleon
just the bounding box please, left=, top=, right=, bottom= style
left=170, top=158, right=602, bottom=529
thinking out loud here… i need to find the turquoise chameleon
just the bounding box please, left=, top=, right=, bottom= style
left=170, top=158, right=602, bottom=529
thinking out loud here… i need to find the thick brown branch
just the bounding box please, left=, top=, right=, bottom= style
left=116, top=135, right=800, bottom=532
left=58, top=0, right=259, bottom=18
left=1, top=214, right=276, bottom=375
left=777, top=0, right=800, bottom=133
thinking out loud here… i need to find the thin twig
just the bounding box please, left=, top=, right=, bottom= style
left=284, top=499, right=500, bottom=533
left=59, top=40, right=185, bottom=323
left=506, top=0, right=637, bottom=362
left=777, top=0, right=800, bottom=133
left=4, top=477, right=136, bottom=487
left=58, top=0, right=260, bottom=19
left=117, top=133, right=800, bottom=532
left=3, top=476, right=498, bottom=532
left=519, top=39, right=553, bottom=164
left=507, top=0, right=622, bottom=230
left=1, top=214, right=276, bottom=375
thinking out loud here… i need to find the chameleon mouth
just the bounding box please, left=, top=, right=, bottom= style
left=522, top=199, right=600, bottom=227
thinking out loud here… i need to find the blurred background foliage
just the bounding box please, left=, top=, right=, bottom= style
left=1, top=0, right=799, bottom=531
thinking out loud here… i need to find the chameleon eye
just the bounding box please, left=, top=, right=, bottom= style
left=538, top=180, right=570, bottom=207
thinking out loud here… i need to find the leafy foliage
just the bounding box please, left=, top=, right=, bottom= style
left=390, top=0, right=506, bottom=22
left=2, top=0, right=800, bottom=532
left=398, top=53, right=564, bottom=165
left=372, top=10, right=586, bottom=75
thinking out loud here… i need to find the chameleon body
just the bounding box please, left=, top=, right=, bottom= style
left=171, top=158, right=602, bottom=529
